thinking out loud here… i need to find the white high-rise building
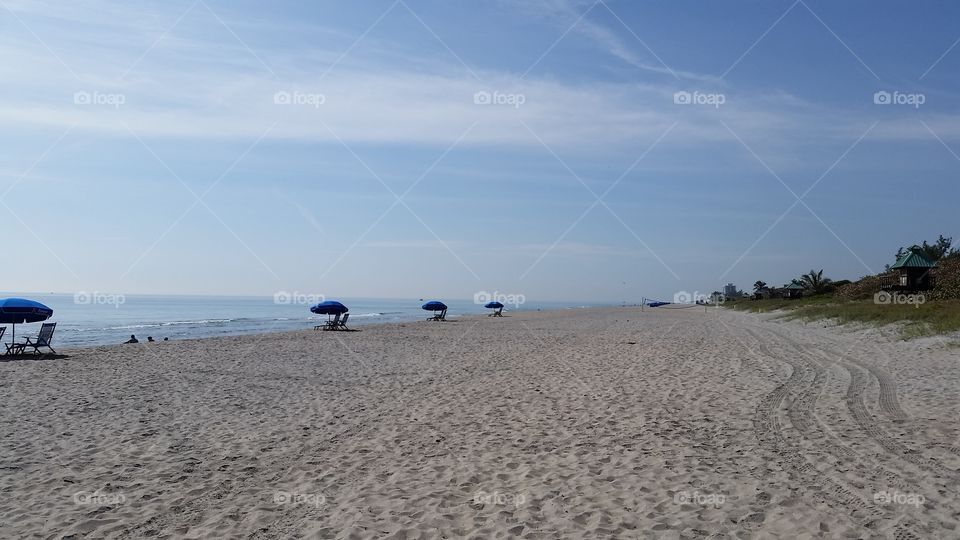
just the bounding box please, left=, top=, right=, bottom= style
left=723, top=283, right=738, bottom=298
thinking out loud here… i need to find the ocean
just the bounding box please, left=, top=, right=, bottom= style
left=0, top=293, right=610, bottom=348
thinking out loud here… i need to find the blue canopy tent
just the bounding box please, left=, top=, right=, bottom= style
left=421, top=300, right=447, bottom=321
left=0, top=298, right=53, bottom=351
left=484, top=301, right=504, bottom=317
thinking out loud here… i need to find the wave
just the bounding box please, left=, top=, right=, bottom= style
left=160, top=319, right=232, bottom=326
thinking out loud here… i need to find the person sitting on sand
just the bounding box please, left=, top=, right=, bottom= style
left=124, top=335, right=138, bottom=344
left=147, top=336, right=155, bottom=342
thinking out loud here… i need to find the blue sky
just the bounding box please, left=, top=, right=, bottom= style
left=2, top=0, right=958, bottom=302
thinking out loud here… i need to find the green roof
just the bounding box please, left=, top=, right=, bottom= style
left=784, top=283, right=805, bottom=290
left=890, top=248, right=936, bottom=269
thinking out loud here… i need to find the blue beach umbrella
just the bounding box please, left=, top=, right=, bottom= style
left=421, top=301, right=447, bottom=312
left=0, top=297, right=54, bottom=346
left=310, top=301, right=348, bottom=321
left=484, top=301, right=504, bottom=316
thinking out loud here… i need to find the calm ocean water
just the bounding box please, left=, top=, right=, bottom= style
left=0, top=293, right=611, bottom=348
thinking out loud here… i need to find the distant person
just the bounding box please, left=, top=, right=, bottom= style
left=147, top=336, right=155, bottom=342
left=163, top=337, right=169, bottom=341
left=125, top=335, right=139, bottom=344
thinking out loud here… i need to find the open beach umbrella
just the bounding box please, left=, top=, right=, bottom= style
left=484, top=301, right=504, bottom=316
left=310, top=300, right=348, bottom=321
left=422, top=300, right=447, bottom=320
left=421, top=301, right=447, bottom=312
left=0, top=297, right=54, bottom=346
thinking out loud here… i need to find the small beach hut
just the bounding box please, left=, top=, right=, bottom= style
left=889, top=247, right=936, bottom=291
left=783, top=283, right=805, bottom=299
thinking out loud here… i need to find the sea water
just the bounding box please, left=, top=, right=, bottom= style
left=0, top=293, right=607, bottom=348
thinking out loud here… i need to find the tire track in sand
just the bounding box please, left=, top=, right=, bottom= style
left=744, top=328, right=879, bottom=519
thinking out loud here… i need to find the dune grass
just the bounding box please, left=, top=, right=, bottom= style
left=723, top=296, right=960, bottom=339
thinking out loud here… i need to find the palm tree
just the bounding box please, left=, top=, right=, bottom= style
left=753, top=280, right=767, bottom=292
left=799, top=269, right=832, bottom=294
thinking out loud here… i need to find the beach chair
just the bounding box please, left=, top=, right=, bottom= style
left=314, top=313, right=338, bottom=331
left=0, top=326, right=9, bottom=355
left=429, top=309, right=447, bottom=321
left=13, top=322, right=57, bottom=356
left=318, top=313, right=341, bottom=331
left=489, top=307, right=503, bottom=317
left=336, top=313, right=350, bottom=330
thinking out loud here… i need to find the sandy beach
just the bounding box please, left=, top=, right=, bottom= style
left=1, top=307, right=958, bottom=538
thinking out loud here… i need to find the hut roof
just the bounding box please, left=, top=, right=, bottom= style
left=890, top=248, right=936, bottom=269
left=784, top=283, right=805, bottom=290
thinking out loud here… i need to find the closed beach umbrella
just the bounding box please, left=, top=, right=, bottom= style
left=421, top=301, right=447, bottom=312
left=310, top=300, right=348, bottom=321
left=0, top=297, right=54, bottom=346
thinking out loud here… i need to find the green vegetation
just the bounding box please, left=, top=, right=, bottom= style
left=724, top=234, right=960, bottom=339
left=724, top=296, right=960, bottom=338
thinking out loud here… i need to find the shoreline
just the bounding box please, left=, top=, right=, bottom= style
left=47, top=305, right=612, bottom=353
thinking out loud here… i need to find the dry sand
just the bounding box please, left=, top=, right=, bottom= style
left=1, top=307, right=959, bottom=539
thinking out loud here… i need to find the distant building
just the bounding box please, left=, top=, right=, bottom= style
left=888, top=247, right=936, bottom=291
left=783, top=283, right=805, bottom=299
left=723, top=283, right=738, bottom=298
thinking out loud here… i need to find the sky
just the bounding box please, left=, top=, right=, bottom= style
left=1, top=0, right=959, bottom=303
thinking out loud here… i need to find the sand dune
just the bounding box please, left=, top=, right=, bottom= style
left=1, top=307, right=958, bottom=538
